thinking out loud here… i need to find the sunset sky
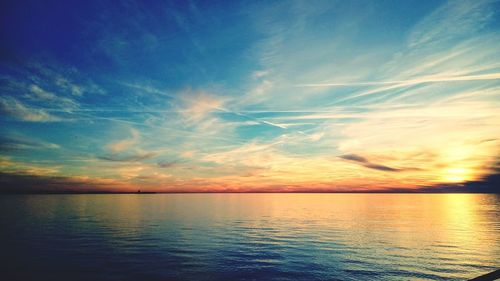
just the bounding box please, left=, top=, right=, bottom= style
left=1, top=0, right=499, bottom=192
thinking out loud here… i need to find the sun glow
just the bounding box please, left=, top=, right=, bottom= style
left=441, top=167, right=471, bottom=183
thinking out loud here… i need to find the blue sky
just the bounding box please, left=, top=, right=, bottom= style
left=1, top=0, right=499, bottom=192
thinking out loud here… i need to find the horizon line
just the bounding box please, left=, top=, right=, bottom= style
left=1, top=191, right=498, bottom=195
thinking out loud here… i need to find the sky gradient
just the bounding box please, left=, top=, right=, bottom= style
left=1, top=0, right=500, bottom=193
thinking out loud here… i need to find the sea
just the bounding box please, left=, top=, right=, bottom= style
left=0, top=194, right=498, bottom=281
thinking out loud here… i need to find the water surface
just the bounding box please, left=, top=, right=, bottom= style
left=0, top=194, right=498, bottom=280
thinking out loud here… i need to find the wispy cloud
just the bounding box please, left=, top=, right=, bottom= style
left=296, top=73, right=500, bottom=88
left=407, top=0, right=494, bottom=48
left=0, top=156, right=60, bottom=176
left=106, top=128, right=140, bottom=153
left=177, top=90, right=225, bottom=123
left=28, top=84, right=79, bottom=109
left=55, top=76, right=84, bottom=96
left=27, top=62, right=105, bottom=97
left=119, top=82, right=176, bottom=99
left=0, top=97, right=61, bottom=122
left=0, top=135, right=59, bottom=151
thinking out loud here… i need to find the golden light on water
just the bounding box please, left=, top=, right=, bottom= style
left=3, top=193, right=500, bottom=280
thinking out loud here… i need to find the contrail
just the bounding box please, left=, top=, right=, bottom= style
left=215, top=107, right=289, bottom=129
left=296, top=73, right=500, bottom=87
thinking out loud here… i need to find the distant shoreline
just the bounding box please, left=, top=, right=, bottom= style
left=0, top=191, right=498, bottom=195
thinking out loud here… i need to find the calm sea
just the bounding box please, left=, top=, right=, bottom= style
left=0, top=194, right=498, bottom=281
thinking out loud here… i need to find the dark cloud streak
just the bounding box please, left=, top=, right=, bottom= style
left=97, top=152, right=158, bottom=162
left=0, top=136, right=59, bottom=151
left=339, top=153, right=407, bottom=172
left=0, top=172, right=112, bottom=193
left=157, top=161, right=179, bottom=168
left=364, top=163, right=400, bottom=172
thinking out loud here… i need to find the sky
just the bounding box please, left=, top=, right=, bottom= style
left=1, top=0, right=499, bottom=193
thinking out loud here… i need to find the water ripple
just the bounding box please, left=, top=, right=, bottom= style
left=0, top=194, right=498, bottom=281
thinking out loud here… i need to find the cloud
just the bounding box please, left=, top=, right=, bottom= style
left=26, top=62, right=105, bottom=97
left=178, top=90, right=225, bottom=123
left=157, top=161, right=179, bottom=168
left=0, top=135, right=60, bottom=151
left=339, top=153, right=407, bottom=172
left=181, top=87, right=294, bottom=131
left=296, top=73, right=500, bottom=88
left=55, top=77, right=84, bottom=96
left=98, top=151, right=158, bottom=162
left=0, top=156, right=60, bottom=176
left=132, top=172, right=171, bottom=183
left=339, top=154, right=368, bottom=163
left=202, top=141, right=282, bottom=165
left=98, top=128, right=161, bottom=165
left=363, top=163, right=401, bottom=172
left=107, top=139, right=137, bottom=153
left=172, top=90, right=241, bottom=139
left=29, top=84, right=57, bottom=100
left=252, top=70, right=269, bottom=79
left=0, top=172, right=125, bottom=193
left=28, top=84, right=79, bottom=109
left=120, top=82, right=176, bottom=99
left=0, top=97, right=61, bottom=122
left=292, top=0, right=500, bottom=108
left=222, top=108, right=289, bottom=129
left=407, top=0, right=494, bottom=48
left=106, top=128, right=140, bottom=153
left=176, top=88, right=288, bottom=133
